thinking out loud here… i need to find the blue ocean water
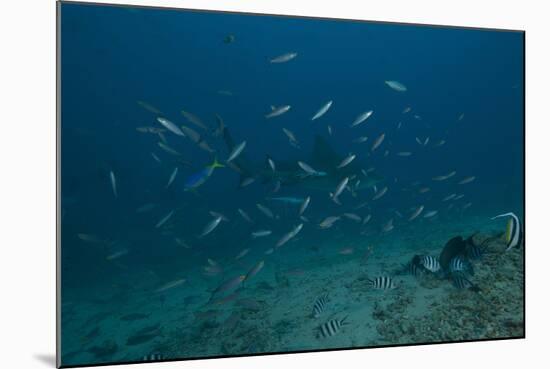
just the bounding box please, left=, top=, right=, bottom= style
left=59, top=2, right=524, bottom=367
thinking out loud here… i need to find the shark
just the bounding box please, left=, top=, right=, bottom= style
left=222, top=128, right=384, bottom=193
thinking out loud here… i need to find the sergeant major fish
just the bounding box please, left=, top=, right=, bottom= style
left=419, top=255, right=440, bottom=273
left=312, top=293, right=330, bottom=318
left=318, top=317, right=348, bottom=338
left=367, top=276, right=397, bottom=290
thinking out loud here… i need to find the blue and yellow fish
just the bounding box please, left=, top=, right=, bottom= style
left=184, top=158, right=224, bottom=190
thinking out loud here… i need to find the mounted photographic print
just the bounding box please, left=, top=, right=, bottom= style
left=57, top=1, right=525, bottom=367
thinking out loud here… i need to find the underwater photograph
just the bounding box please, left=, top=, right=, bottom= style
left=58, top=1, right=525, bottom=367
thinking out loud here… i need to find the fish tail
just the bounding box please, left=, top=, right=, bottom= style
left=208, top=157, right=225, bottom=170
left=470, top=284, right=481, bottom=293
left=491, top=212, right=515, bottom=220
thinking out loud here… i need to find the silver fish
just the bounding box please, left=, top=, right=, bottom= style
left=423, top=210, right=438, bottom=218
left=245, top=260, right=265, bottom=281
left=298, top=161, right=326, bottom=177
left=106, top=249, right=129, bottom=261
left=372, top=186, right=388, bottom=200
left=299, top=196, right=311, bottom=215
left=109, top=170, right=117, bottom=198
left=200, top=216, right=222, bottom=237
left=382, top=219, right=394, bottom=232
left=240, top=177, right=256, bottom=187
left=408, top=205, right=424, bottom=221
left=165, top=167, right=178, bottom=188
left=459, top=176, right=476, bottom=184
left=137, top=100, right=162, bottom=115
left=371, top=133, right=385, bottom=152
left=337, top=154, right=356, bottom=169
left=181, top=110, right=208, bottom=131
left=209, top=211, right=229, bottom=222
left=256, top=203, right=275, bottom=219
left=227, top=141, right=246, bottom=162
left=342, top=213, right=361, bottom=222
left=353, top=136, right=369, bottom=143
left=265, top=105, right=291, bottom=119
left=157, top=117, right=185, bottom=137
left=433, top=171, right=456, bottom=181
left=136, top=203, right=157, bottom=213
left=311, top=100, right=333, bottom=121
left=213, top=114, right=226, bottom=137
left=270, top=52, right=297, bottom=63
left=396, top=151, right=412, bottom=157
left=155, top=210, right=174, bottom=229
left=362, top=214, right=372, bottom=224
left=210, top=275, right=245, bottom=299
left=282, top=128, right=299, bottom=146
left=268, top=158, right=276, bottom=172
left=275, top=223, right=303, bottom=248
left=158, top=142, right=181, bottom=156
left=385, top=80, right=407, bottom=92
left=151, top=153, right=161, bottom=163
left=443, top=194, right=457, bottom=201
left=235, top=248, right=250, bottom=260
left=252, top=230, right=272, bottom=238
left=331, top=177, right=349, bottom=204
left=350, top=110, right=373, bottom=127
left=238, top=208, right=254, bottom=223
left=319, top=216, right=340, bottom=229
left=155, top=278, right=186, bottom=293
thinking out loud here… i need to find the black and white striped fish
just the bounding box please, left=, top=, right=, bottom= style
left=318, top=316, right=348, bottom=338
left=400, top=255, right=423, bottom=277
left=312, top=293, right=330, bottom=318
left=419, top=255, right=441, bottom=273
left=141, top=353, right=164, bottom=362
left=449, top=256, right=473, bottom=275
left=492, top=212, right=523, bottom=251
left=403, top=261, right=423, bottom=277
left=466, top=243, right=486, bottom=260
left=367, top=276, right=397, bottom=290
left=451, top=273, right=480, bottom=292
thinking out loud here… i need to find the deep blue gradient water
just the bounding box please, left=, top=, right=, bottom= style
left=59, top=2, right=524, bottom=366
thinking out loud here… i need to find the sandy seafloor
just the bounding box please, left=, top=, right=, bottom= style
left=61, top=212, right=524, bottom=366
